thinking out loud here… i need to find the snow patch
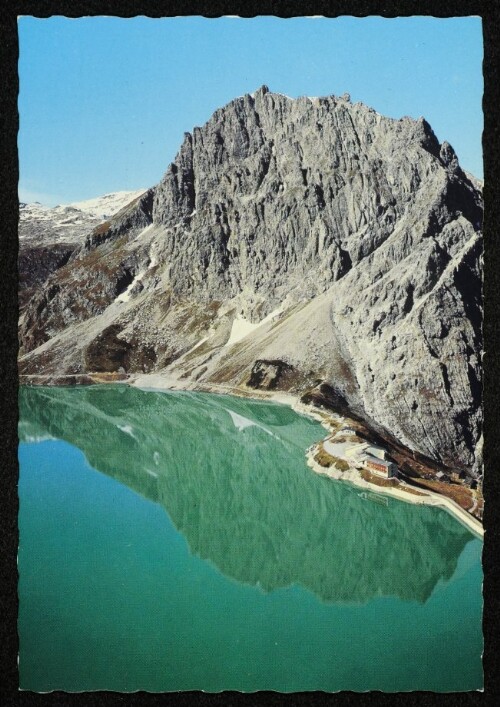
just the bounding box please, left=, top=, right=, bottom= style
left=115, top=236, right=162, bottom=304
left=68, top=190, right=146, bottom=219
left=226, top=315, right=260, bottom=346
left=116, top=269, right=147, bottom=303
left=225, top=306, right=284, bottom=347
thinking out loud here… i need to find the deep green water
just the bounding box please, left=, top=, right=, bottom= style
left=18, top=385, right=483, bottom=692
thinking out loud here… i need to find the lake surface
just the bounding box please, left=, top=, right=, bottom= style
left=18, top=385, right=483, bottom=692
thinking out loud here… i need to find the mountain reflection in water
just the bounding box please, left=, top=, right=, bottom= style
left=19, top=385, right=473, bottom=605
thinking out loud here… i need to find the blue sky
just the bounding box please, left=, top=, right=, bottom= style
left=18, top=15, right=483, bottom=205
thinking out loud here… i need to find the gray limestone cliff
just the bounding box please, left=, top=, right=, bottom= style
left=18, top=86, right=483, bottom=475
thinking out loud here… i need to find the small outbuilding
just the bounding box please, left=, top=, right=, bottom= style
left=366, top=445, right=387, bottom=461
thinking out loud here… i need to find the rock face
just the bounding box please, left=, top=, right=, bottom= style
left=18, top=86, right=483, bottom=475
left=18, top=243, right=75, bottom=310
left=247, top=359, right=296, bottom=391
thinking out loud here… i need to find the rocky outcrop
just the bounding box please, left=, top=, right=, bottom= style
left=247, top=359, right=295, bottom=390
left=81, top=188, right=154, bottom=250
left=18, top=87, right=483, bottom=475
left=19, top=243, right=75, bottom=310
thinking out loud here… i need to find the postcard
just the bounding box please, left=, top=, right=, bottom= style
left=17, top=15, right=484, bottom=692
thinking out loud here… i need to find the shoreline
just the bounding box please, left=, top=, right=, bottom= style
left=127, top=373, right=484, bottom=539
left=21, top=371, right=484, bottom=539
left=306, top=448, right=484, bottom=540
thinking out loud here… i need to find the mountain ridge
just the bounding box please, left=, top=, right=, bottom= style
left=19, top=189, right=147, bottom=247
left=18, top=189, right=146, bottom=308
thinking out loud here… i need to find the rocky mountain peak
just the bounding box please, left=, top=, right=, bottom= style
left=149, top=88, right=480, bottom=318
left=18, top=88, right=483, bottom=477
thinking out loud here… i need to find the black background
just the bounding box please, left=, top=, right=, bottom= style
left=1, top=1, right=498, bottom=704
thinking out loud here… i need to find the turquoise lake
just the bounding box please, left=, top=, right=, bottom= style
left=18, top=385, right=483, bottom=692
